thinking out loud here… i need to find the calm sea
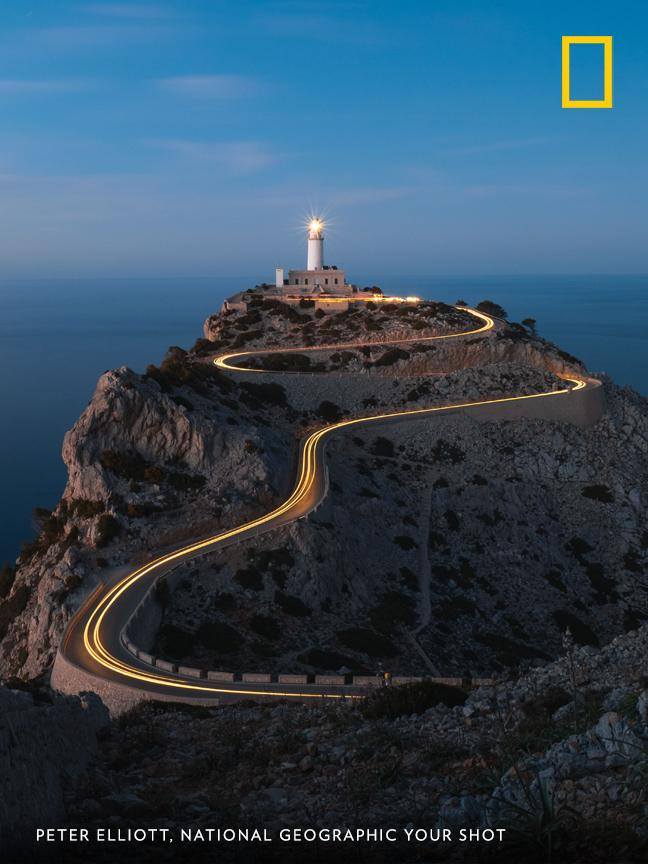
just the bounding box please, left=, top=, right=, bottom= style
left=1, top=274, right=646, bottom=563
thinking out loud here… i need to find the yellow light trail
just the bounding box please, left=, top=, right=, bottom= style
left=72, top=305, right=588, bottom=701
left=215, top=305, right=493, bottom=373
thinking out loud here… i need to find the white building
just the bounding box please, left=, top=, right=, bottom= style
left=274, top=218, right=355, bottom=296
left=222, top=218, right=369, bottom=313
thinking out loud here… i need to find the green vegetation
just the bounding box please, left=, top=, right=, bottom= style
left=393, top=535, right=417, bottom=550
left=297, top=647, right=359, bottom=672
left=246, top=546, right=294, bottom=589
left=234, top=566, right=264, bottom=591
left=157, top=624, right=195, bottom=659
left=239, top=381, right=288, bottom=408
left=190, top=337, right=218, bottom=356
left=476, top=299, right=508, bottom=319
left=399, top=566, right=418, bottom=591
left=435, top=594, right=477, bottom=620
left=475, top=630, right=551, bottom=665
left=249, top=614, right=280, bottom=640
left=146, top=346, right=234, bottom=395
left=20, top=508, right=67, bottom=560
left=0, top=563, right=15, bottom=599
left=316, top=400, right=342, bottom=422
left=100, top=449, right=162, bottom=483
left=67, top=498, right=105, bottom=519
left=372, top=347, right=410, bottom=367
left=196, top=620, right=244, bottom=653
left=553, top=610, right=599, bottom=646
left=0, top=584, right=29, bottom=640
left=360, top=680, right=467, bottom=720
left=521, top=317, right=537, bottom=335
left=126, top=501, right=160, bottom=518
left=95, top=514, right=121, bottom=548
left=274, top=589, right=311, bottom=616
left=370, top=437, right=395, bottom=458
left=259, top=353, right=321, bottom=372
left=337, top=627, right=397, bottom=657
left=543, top=569, right=567, bottom=593
left=369, top=591, right=417, bottom=634
left=167, top=471, right=207, bottom=492
left=582, top=484, right=614, bottom=503
left=431, top=438, right=465, bottom=464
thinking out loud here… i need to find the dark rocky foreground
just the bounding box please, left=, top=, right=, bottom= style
left=3, top=623, right=648, bottom=863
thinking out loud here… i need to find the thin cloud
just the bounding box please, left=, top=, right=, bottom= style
left=15, top=24, right=171, bottom=52
left=156, top=75, right=265, bottom=99
left=328, top=186, right=412, bottom=206
left=0, top=79, right=94, bottom=94
left=151, top=139, right=278, bottom=175
left=80, top=3, right=174, bottom=18
left=462, top=182, right=591, bottom=199
left=445, top=137, right=557, bottom=157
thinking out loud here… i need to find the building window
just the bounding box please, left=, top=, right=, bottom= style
left=334, top=278, right=339, bottom=284
left=304, top=278, right=308, bottom=285
left=325, top=278, right=328, bottom=285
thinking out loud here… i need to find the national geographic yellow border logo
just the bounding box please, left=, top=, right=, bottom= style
left=562, top=35, right=613, bottom=108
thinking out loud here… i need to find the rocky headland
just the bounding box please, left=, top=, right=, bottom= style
left=0, top=291, right=646, bottom=860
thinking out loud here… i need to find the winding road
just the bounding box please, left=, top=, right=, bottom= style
left=54, top=304, right=592, bottom=709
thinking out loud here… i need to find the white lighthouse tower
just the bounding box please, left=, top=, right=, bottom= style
left=307, top=218, right=324, bottom=271
left=266, top=215, right=354, bottom=298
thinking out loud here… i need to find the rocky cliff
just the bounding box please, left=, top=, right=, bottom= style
left=0, top=296, right=645, bottom=685
left=0, top=682, right=108, bottom=853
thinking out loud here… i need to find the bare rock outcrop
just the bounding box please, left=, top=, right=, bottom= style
left=0, top=684, right=108, bottom=853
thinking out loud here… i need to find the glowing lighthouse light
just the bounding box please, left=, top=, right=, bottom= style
left=307, top=217, right=325, bottom=271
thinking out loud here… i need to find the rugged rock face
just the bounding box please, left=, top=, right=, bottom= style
left=0, top=683, right=108, bottom=853
left=0, top=357, right=293, bottom=678
left=0, top=295, right=643, bottom=686
left=153, top=377, right=647, bottom=678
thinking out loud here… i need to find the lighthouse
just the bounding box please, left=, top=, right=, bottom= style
left=307, top=218, right=324, bottom=270
left=267, top=216, right=354, bottom=298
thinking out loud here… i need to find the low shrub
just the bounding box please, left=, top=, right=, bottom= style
left=239, top=381, right=288, bottom=408
left=360, top=680, right=467, bottom=720
left=369, top=591, right=417, bottom=633
left=68, top=498, right=105, bottom=519
left=250, top=614, right=280, bottom=640
left=156, top=624, right=196, bottom=659
left=297, top=648, right=359, bottom=672
left=582, top=484, right=614, bottom=503
left=431, top=438, right=465, bottom=464
left=100, top=449, right=149, bottom=481
left=553, top=610, right=599, bottom=646
left=393, top=535, right=417, bottom=550
left=95, top=514, right=121, bottom=548
left=476, top=630, right=551, bottom=665
left=373, top=348, right=410, bottom=367
left=337, top=627, right=397, bottom=657
left=167, top=472, right=207, bottom=492
left=0, top=584, right=30, bottom=640
left=274, top=590, right=310, bottom=616
left=476, top=299, right=508, bottom=319
left=316, top=400, right=342, bottom=422
left=126, top=501, right=160, bottom=518
left=371, top=437, right=395, bottom=458
left=234, top=566, right=264, bottom=591
left=0, top=563, right=15, bottom=599
left=197, top=620, right=244, bottom=653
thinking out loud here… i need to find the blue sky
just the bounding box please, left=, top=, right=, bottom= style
left=0, top=0, right=646, bottom=276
